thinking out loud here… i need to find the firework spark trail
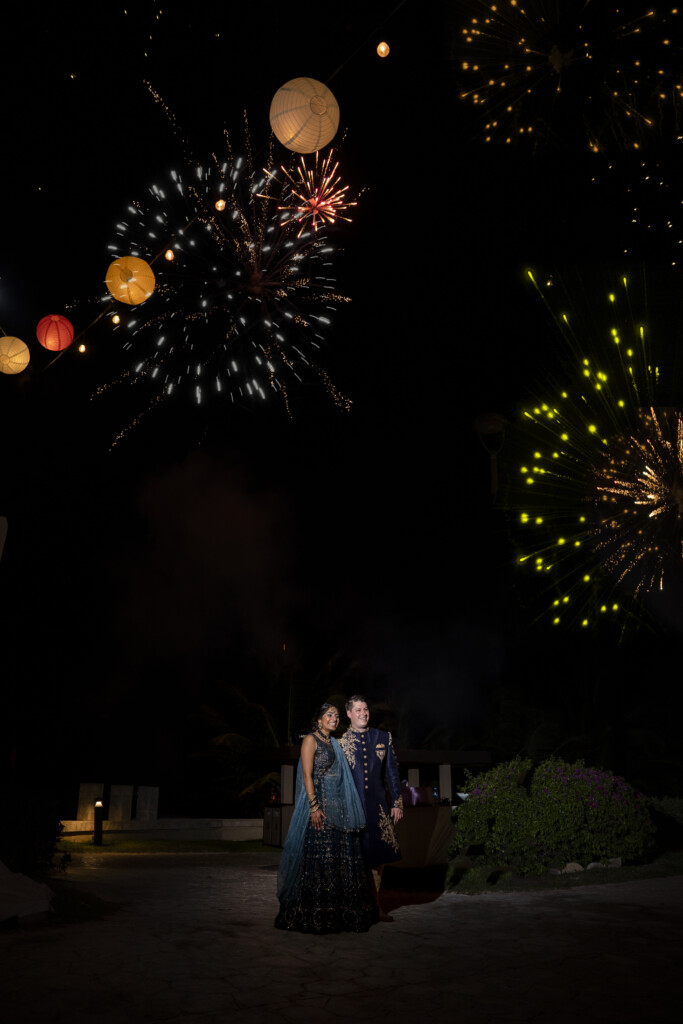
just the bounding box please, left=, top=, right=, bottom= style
left=457, top=1, right=683, bottom=150
left=511, top=270, right=682, bottom=630
left=588, top=141, right=683, bottom=266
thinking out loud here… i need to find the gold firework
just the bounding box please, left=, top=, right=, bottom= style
left=595, top=408, right=683, bottom=593
left=456, top=1, right=683, bottom=150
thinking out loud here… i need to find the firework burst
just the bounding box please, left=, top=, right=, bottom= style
left=263, top=149, right=357, bottom=237
left=594, top=407, right=683, bottom=594
left=456, top=1, right=683, bottom=151
left=510, top=269, right=683, bottom=630
left=97, top=123, right=353, bottom=437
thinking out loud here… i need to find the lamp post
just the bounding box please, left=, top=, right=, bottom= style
left=474, top=413, right=507, bottom=503
left=93, top=800, right=103, bottom=846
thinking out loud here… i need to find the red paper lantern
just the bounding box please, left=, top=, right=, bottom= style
left=36, top=314, right=75, bottom=352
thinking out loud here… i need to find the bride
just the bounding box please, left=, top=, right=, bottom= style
left=274, top=703, right=379, bottom=933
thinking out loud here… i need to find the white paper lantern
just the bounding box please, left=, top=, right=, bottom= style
left=269, top=78, right=339, bottom=154
left=0, top=336, right=30, bottom=375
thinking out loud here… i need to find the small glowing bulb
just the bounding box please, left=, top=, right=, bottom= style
left=165, top=249, right=175, bottom=261
left=78, top=343, right=86, bottom=353
left=112, top=315, right=121, bottom=325
left=377, top=41, right=390, bottom=57
left=215, top=199, right=226, bottom=211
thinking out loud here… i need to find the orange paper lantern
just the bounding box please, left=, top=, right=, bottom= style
left=0, top=336, right=30, bottom=375
left=105, top=256, right=156, bottom=305
left=36, top=314, right=75, bottom=351
left=269, top=78, right=339, bottom=154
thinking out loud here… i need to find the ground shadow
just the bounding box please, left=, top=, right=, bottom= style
left=379, top=864, right=447, bottom=913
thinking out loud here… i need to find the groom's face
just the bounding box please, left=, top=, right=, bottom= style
left=347, top=702, right=370, bottom=731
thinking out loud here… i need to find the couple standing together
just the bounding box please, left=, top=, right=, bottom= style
left=275, top=696, right=403, bottom=933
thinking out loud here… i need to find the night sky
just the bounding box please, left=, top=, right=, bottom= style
left=2, top=2, right=683, bottom=809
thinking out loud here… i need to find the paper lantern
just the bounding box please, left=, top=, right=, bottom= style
left=36, top=314, right=75, bottom=351
left=0, top=336, right=30, bottom=375
left=269, top=78, right=339, bottom=154
left=105, top=256, right=156, bottom=305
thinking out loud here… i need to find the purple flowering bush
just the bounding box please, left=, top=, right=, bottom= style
left=452, top=756, right=655, bottom=875
left=530, top=757, right=654, bottom=867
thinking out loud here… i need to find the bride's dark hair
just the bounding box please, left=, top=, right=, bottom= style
left=311, top=702, right=337, bottom=728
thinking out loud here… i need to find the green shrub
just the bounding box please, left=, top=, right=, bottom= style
left=452, top=758, right=537, bottom=868
left=449, top=864, right=491, bottom=891
left=451, top=756, right=655, bottom=875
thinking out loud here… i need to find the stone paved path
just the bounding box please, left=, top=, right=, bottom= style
left=1, top=852, right=682, bottom=1023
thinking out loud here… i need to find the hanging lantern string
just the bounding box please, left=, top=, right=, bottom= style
left=40, top=211, right=199, bottom=373
left=41, top=304, right=115, bottom=371
left=325, top=0, right=407, bottom=84
left=37, top=3, right=406, bottom=382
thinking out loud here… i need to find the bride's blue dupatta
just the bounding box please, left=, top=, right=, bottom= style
left=277, top=736, right=366, bottom=904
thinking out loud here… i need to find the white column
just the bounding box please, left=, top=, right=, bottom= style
left=109, top=785, right=133, bottom=822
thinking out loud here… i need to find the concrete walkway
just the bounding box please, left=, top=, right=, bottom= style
left=1, top=851, right=682, bottom=1023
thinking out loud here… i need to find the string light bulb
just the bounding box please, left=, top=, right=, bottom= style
left=165, top=249, right=175, bottom=261
left=215, top=199, right=226, bottom=211
left=377, top=41, right=390, bottom=58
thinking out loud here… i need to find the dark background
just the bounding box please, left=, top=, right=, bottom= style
left=1, top=2, right=682, bottom=814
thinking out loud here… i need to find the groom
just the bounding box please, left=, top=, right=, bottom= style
left=339, top=695, right=403, bottom=892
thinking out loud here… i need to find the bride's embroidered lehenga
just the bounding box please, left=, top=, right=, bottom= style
left=274, top=734, right=379, bottom=933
